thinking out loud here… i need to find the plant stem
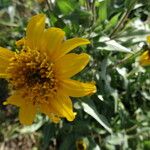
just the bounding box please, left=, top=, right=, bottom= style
left=46, top=0, right=52, bottom=12
left=109, top=0, right=138, bottom=39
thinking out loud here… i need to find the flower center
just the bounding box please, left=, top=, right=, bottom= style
left=7, top=48, right=58, bottom=104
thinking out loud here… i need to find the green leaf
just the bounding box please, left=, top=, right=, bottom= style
left=59, top=134, right=77, bottom=150
left=125, top=0, right=131, bottom=8
left=88, top=137, right=101, bottom=150
left=144, top=140, right=150, bottom=150
left=56, top=0, right=75, bottom=15
left=105, top=132, right=128, bottom=148
left=105, top=13, right=121, bottom=31
left=42, top=123, right=56, bottom=150
left=98, top=1, right=108, bottom=23
left=81, top=99, right=112, bottom=133
left=98, top=37, right=132, bottom=53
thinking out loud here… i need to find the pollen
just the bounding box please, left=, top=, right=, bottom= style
left=7, top=48, right=57, bottom=105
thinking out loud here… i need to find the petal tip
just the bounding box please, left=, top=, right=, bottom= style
left=81, top=38, right=90, bottom=45
left=146, top=35, right=150, bottom=43
left=66, top=112, right=76, bottom=121
left=3, top=101, right=8, bottom=105
left=86, top=39, right=91, bottom=44
left=90, top=84, right=97, bottom=95
left=35, top=13, right=46, bottom=19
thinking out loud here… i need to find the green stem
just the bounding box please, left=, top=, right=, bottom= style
left=109, top=0, right=138, bottom=39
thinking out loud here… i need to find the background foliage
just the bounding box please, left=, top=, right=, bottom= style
left=0, top=0, right=150, bottom=149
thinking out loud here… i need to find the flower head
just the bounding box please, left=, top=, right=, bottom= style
left=139, top=36, right=150, bottom=66
left=0, top=14, right=96, bottom=125
left=76, top=139, right=87, bottom=150
left=139, top=50, right=150, bottom=66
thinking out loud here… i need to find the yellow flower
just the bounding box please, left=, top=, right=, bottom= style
left=0, top=14, right=96, bottom=125
left=76, top=139, right=87, bottom=150
left=139, top=50, right=150, bottom=66
left=147, top=35, right=150, bottom=43
left=139, top=36, right=150, bottom=66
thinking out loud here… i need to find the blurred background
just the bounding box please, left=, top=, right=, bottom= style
left=0, top=0, right=150, bottom=149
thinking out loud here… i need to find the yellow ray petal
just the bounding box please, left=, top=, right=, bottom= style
left=0, top=73, right=10, bottom=78
left=60, top=79, right=96, bottom=97
left=45, top=93, right=75, bottom=121
left=0, top=47, right=14, bottom=76
left=53, top=38, right=90, bottom=60
left=0, top=58, right=10, bottom=74
left=147, top=36, right=150, bottom=43
left=50, top=115, right=61, bottom=123
left=40, top=27, right=65, bottom=57
left=54, top=92, right=75, bottom=121
left=54, top=53, right=90, bottom=78
left=26, top=14, right=46, bottom=49
left=139, top=50, right=150, bottom=66
left=0, top=47, right=14, bottom=59
left=6, top=90, right=26, bottom=107
left=39, top=102, right=61, bottom=116
left=39, top=104, right=61, bottom=123
left=16, top=38, right=25, bottom=47
left=0, top=58, right=10, bottom=67
left=19, top=104, right=36, bottom=125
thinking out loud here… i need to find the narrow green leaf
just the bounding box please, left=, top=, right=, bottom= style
left=59, top=134, right=77, bottom=150
left=42, top=123, right=56, bottom=150
left=81, top=100, right=112, bottom=133
left=98, top=37, right=132, bottom=53
left=56, top=0, right=75, bottom=15
left=105, top=13, right=121, bottom=31
left=98, top=1, right=107, bottom=23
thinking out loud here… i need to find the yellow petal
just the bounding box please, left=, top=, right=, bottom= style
left=44, top=93, right=75, bottom=121
left=0, top=47, right=14, bottom=78
left=0, top=73, right=10, bottom=78
left=19, top=104, right=36, bottom=125
left=0, top=47, right=14, bottom=59
left=50, top=115, right=61, bottom=123
left=53, top=38, right=90, bottom=61
left=0, top=58, right=9, bottom=67
left=55, top=92, right=75, bottom=121
left=16, top=38, right=25, bottom=47
left=60, top=79, right=96, bottom=97
left=26, top=14, right=46, bottom=49
left=54, top=53, right=90, bottom=78
left=147, top=36, right=150, bottom=43
left=139, top=50, right=150, bottom=66
left=40, top=27, right=65, bottom=58
left=6, top=90, right=26, bottom=107
left=40, top=104, right=61, bottom=123
left=39, top=102, right=61, bottom=116
left=0, top=58, right=10, bottom=75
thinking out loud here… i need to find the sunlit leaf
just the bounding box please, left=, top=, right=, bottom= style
left=98, top=1, right=107, bottom=23
left=81, top=99, right=112, bottom=133
left=98, top=37, right=132, bottom=53
left=56, top=0, right=75, bottom=15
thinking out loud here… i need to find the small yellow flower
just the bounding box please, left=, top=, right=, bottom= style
left=0, top=14, right=96, bottom=125
left=139, top=36, right=150, bottom=66
left=139, top=50, right=150, bottom=66
left=147, top=35, right=150, bottom=43
left=76, top=139, right=87, bottom=150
